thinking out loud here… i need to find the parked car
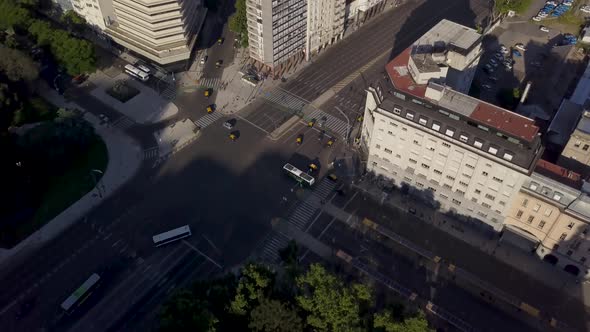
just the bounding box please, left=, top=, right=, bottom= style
left=540, top=26, right=549, bottom=32
left=499, top=45, right=508, bottom=54
left=515, top=43, right=526, bottom=51
left=489, top=76, right=498, bottom=82
left=532, top=16, right=542, bottom=21
left=223, top=119, right=236, bottom=129
left=200, top=55, right=208, bottom=64
left=72, top=74, right=88, bottom=85
left=581, top=5, right=590, bottom=13
left=481, top=84, right=492, bottom=90
left=494, top=52, right=504, bottom=60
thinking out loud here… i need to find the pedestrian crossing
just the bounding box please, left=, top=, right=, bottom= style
left=194, top=111, right=224, bottom=129
left=143, top=147, right=159, bottom=160
left=307, top=108, right=349, bottom=139
left=258, top=179, right=337, bottom=264
left=111, top=116, right=135, bottom=130
left=198, top=77, right=223, bottom=89
left=162, top=84, right=176, bottom=100
left=262, top=89, right=307, bottom=112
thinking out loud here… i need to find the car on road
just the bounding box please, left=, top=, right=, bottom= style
left=494, top=52, right=504, bottom=60
left=229, top=132, right=238, bottom=141
left=200, top=55, right=208, bottom=64
left=327, top=174, right=338, bottom=182
left=408, top=207, right=417, bottom=214
left=72, top=73, right=88, bottom=85
left=318, top=116, right=327, bottom=128
left=204, top=88, right=212, bottom=97
left=515, top=43, right=526, bottom=51
left=296, top=134, right=303, bottom=145
left=215, top=60, right=223, bottom=68
left=582, top=5, right=590, bottom=13
left=512, top=49, right=522, bottom=57
left=532, top=16, right=542, bottom=21
left=223, top=119, right=235, bottom=129
left=483, top=66, right=494, bottom=75
left=136, top=64, right=151, bottom=74
left=217, top=37, right=224, bottom=45
left=481, top=84, right=492, bottom=90
left=489, top=76, right=498, bottom=82
left=540, top=26, right=549, bottom=32
left=207, top=104, right=215, bottom=113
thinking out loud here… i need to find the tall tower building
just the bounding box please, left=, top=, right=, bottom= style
left=70, top=0, right=115, bottom=30
left=306, top=0, right=345, bottom=59
left=106, top=0, right=206, bottom=66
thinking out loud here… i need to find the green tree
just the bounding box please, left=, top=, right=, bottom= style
left=159, top=289, right=218, bottom=332
left=0, top=80, right=24, bottom=130
left=0, top=45, right=39, bottom=81
left=230, top=263, right=274, bottom=315
left=28, top=19, right=53, bottom=46
left=373, top=310, right=431, bottom=332
left=61, top=10, right=86, bottom=33
left=494, top=0, right=532, bottom=16
left=248, top=297, right=304, bottom=332
left=228, top=0, right=248, bottom=47
left=296, top=264, right=372, bottom=332
left=0, top=0, right=32, bottom=30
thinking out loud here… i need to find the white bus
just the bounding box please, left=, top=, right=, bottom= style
left=152, top=225, right=192, bottom=247
left=61, top=273, right=101, bottom=315
left=124, top=64, right=150, bottom=81
left=283, top=163, right=315, bottom=186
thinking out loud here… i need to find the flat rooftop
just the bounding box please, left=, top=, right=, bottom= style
left=534, top=159, right=582, bottom=190
left=576, top=111, right=590, bottom=135
left=414, top=19, right=481, bottom=54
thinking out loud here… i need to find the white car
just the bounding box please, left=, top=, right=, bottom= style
left=538, top=11, right=548, bottom=17
left=200, top=55, right=208, bottom=64
left=581, top=6, right=590, bottom=13
left=546, top=0, right=557, bottom=5
left=540, top=26, right=549, bottom=32
left=532, top=16, right=542, bottom=22
left=499, top=45, right=508, bottom=54
left=515, top=43, right=526, bottom=51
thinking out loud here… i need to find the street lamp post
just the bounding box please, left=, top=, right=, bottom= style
left=90, top=169, right=104, bottom=198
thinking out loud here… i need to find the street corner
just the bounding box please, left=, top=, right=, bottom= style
left=153, top=118, right=199, bottom=158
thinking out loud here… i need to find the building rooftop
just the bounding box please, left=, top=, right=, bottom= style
left=546, top=99, right=583, bottom=147
left=415, top=19, right=481, bottom=55
left=570, top=57, right=590, bottom=107
left=576, top=111, right=590, bottom=135
left=534, top=159, right=582, bottom=189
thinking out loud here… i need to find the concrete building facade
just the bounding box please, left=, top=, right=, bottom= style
left=106, top=0, right=206, bottom=66
left=70, top=0, right=115, bottom=31
left=306, top=0, right=345, bottom=59
left=246, top=0, right=308, bottom=69
left=503, top=160, right=590, bottom=278
left=360, top=20, right=542, bottom=231
left=559, top=111, right=590, bottom=176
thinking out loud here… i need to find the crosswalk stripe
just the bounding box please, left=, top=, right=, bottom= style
left=304, top=108, right=349, bottom=138
left=112, top=117, right=135, bottom=130
left=143, top=147, right=159, bottom=160
left=194, top=112, right=224, bottom=128
left=199, top=77, right=223, bottom=88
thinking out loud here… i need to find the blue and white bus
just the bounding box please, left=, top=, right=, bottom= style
left=283, top=163, right=315, bottom=186
left=152, top=225, right=192, bottom=247
left=124, top=64, right=150, bottom=81
left=61, top=273, right=101, bottom=315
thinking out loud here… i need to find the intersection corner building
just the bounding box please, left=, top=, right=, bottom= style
left=360, top=19, right=542, bottom=232
left=246, top=0, right=346, bottom=71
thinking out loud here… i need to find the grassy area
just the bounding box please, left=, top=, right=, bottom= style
left=557, top=9, right=585, bottom=30
left=8, top=136, right=108, bottom=245
left=12, top=97, right=58, bottom=126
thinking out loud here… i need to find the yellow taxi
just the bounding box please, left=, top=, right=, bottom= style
left=207, top=105, right=214, bottom=113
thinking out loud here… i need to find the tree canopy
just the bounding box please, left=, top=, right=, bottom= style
left=228, top=0, right=248, bottom=47
left=248, top=297, right=303, bottom=332
left=0, top=45, right=39, bottom=81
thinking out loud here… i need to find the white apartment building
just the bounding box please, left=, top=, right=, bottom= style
left=70, top=0, right=114, bottom=30
left=360, top=20, right=543, bottom=231
left=306, top=0, right=345, bottom=59
left=106, top=0, right=206, bottom=66
left=247, top=0, right=308, bottom=69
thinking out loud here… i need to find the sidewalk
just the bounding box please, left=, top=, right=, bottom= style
left=0, top=89, right=143, bottom=266
left=351, top=179, right=590, bottom=305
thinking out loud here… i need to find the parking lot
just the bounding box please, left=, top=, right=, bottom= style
left=473, top=0, right=587, bottom=113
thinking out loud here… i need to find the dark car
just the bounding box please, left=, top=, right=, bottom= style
left=72, top=74, right=88, bottom=85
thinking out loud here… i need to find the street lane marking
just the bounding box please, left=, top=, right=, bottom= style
left=103, top=232, right=113, bottom=241
left=112, top=239, right=123, bottom=247
left=182, top=240, right=223, bottom=269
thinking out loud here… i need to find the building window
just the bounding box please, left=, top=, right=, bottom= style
left=440, top=194, right=448, bottom=199
left=376, top=144, right=381, bottom=149
left=433, top=169, right=442, bottom=175
left=584, top=144, right=590, bottom=151
left=405, top=112, right=414, bottom=120
left=442, top=142, right=451, bottom=148
left=445, top=128, right=455, bottom=137
left=473, top=140, right=483, bottom=149
left=516, top=210, right=523, bottom=219
left=388, top=131, right=394, bottom=135
left=465, top=164, right=475, bottom=169
left=521, top=198, right=528, bottom=207
left=421, top=163, right=430, bottom=169
left=393, top=107, right=402, bottom=114
left=459, top=134, right=469, bottom=142
left=413, top=140, right=420, bottom=145
left=553, top=192, right=563, bottom=201
left=471, top=197, right=478, bottom=203
left=488, top=146, right=498, bottom=155
left=544, top=209, right=552, bottom=217
left=443, top=184, right=452, bottom=190
left=459, top=181, right=468, bottom=187
left=446, top=175, right=455, bottom=181
left=475, top=189, right=481, bottom=194
left=485, top=194, right=495, bottom=201
left=482, top=202, right=491, bottom=208
left=419, top=117, right=428, bottom=125
left=384, top=148, right=393, bottom=154
left=538, top=220, right=546, bottom=229
left=553, top=244, right=559, bottom=250
left=526, top=215, right=534, bottom=224
left=503, top=152, right=514, bottom=161
left=428, top=187, right=437, bottom=192
left=456, top=189, right=465, bottom=196
left=532, top=204, right=540, bottom=212
left=402, top=127, right=407, bottom=131
left=529, top=182, right=539, bottom=190
left=482, top=171, right=489, bottom=176
left=559, top=233, right=567, bottom=241
left=409, top=158, right=417, bottom=164
left=452, top=199, right=462, bottom=205
left=432, top=123, right=441, bottom=131
left=477, top=211, right=487, bottom=218
left=492, top=177, right=503, bottom=183
left=567, top=222, right=575, bottom=229
left=499, top=201, right=506, bottom=206
left=566, top=250, right=573, bottom=256
left=416, top=182, right=424, bottom=187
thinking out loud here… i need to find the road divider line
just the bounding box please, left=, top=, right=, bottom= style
left=182, top=240, right=223, bottom=269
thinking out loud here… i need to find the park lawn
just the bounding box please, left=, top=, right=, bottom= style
left=24, top=136, right=108, bottom=238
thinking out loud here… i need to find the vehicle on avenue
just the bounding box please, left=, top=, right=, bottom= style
left=308, top=163, right=318, bottom=172
left=229, top=132, right=238, bottom=141
left=488, top=76, right=498, bottom=82
left=327, top=173, right=338, bottom=182
left=512, top=49, right=522, bottom=57
left=308, top=118, right=316, bottom=127
left=296, top=134, right=303, bottom=145
left=283, top=163, right=315, bottom=186
left=483, top=66, right=494, bottom=75
left=326, top=138, right=335, bottom=147
left=217, top=37, right=224, bottom=45
left=136, top=64, right=151, bottom=74
left=153, top=225, right=192, bottom=247
left=481, top=84, right=492, bottom=90
left=200, top=55, right=208, bottom=64
left=319, top=116, right=327, bottom=128
left=532, top=16, right=542, bottom=21
left=61, top=273, right=102, bottom=315
left=515, top=43, right=526, bottom=51
left=223, top=119, right=236, bottom=129
left=207, top=104, right=215, bottom=113
left=216, top=60, right=223, bottom=68
left=499, top=45, right=508, bottom=54
left=582, top=5, right=590, bottom=13
left=204, top=88, right=212, bottom=98
left=540, top=26, right=549, bottom=32
left=124, top=64, right=150, bottom=81
left=72, top=74, right=88, bottom=85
